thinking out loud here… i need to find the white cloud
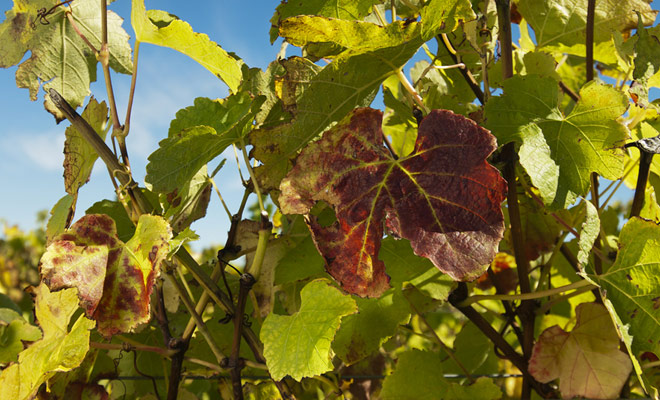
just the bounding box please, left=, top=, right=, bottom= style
left=15, top=129, right=65, bottom=171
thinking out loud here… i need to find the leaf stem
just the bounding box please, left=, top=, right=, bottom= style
left=458, top=280, right=595, bottom=307
left=123, top=41, right=140, bottom=137
left=65, top=12, right=98, bottom=53
left=240, top=138, right=266, bottom=215
left=165, top=271, right=226, bottom=363
left=396, top=69, right=429, bottom=114
left=586, top=0, right=596, bottom=82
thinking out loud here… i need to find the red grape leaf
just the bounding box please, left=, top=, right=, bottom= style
left=40, top=214, right=171, bottom=338
left=280, top=108, right=506, bottom=297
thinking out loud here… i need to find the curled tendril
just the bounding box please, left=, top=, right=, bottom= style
left=31, top=0, right=74, bottom=30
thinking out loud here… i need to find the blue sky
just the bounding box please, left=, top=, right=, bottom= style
left=0, top=1, right=658, bottom=250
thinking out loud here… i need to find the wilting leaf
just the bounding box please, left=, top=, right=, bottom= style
left=0, top=0, right=132, bottom=120
left=40, top=214, right=171, bottom=337
left=269, top=0, right=376, bottom=43
left=260, top=279, right=357, bottom=381
left=381, top=349, right=502, bottom=399
left=0, top=284, right=95, bottom=400
left=63, top=98, right=109, bottom=198
left=250, top=37, right=423, bottom=190
left=633, top=17, right=660, bottom=81
left=592, top=218, right=660, bottom=357
left=529, top=302, right=632, bottom=399
left=486, top=76, right=628, bottom=209
left=131, top=0, right=241, bottom=92
left=280, top=108, right=506, bottom=297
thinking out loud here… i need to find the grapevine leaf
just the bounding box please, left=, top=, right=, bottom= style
left=161, top=165, right=213, bottom=233
left=633, top=19, right=660, bottom=81
left=485, top=76, right=628, bottom=209
left=517, top=0, right=656, bottom=62
left=333, top=289, right=410, bottom=365
left=442, top=322, right=498, bottom=376
left=591, top=218, right=660, bottom=357
left=146, top=93, right=264, bottom=193
left=280, top=108, right=506, bottom=297
left=577, top=201, right=600, bottom=269
left=250, top=37, right=424, bottom=190
left=269, top=0, right=377, bottom=43
left=381, top=349, right=502, bottom=399
left=63, top=97, right=109, bottom=198
left=168, top=227, right=199, bottom=259
left=420, top=0, right=476, bottom=41
left=279, top=17, right=421, bottom=54
left=0, top=309, right=42, bottom=363
left=40, top=214, right=171, bottom=338
left=0, top=0, right=132, bottom=120
left=0, top=284, right=95, bottom=400
left=131, top=0, right=242, bottom=92
left=260, top=279, right=357, bottom=381
left=380, top=237, right=455, bottom=301
left=85, top=200, right=135, bottom=242
left=46, top=194, right=74, bottom=243
left=529, top=302, right=632, bottom=399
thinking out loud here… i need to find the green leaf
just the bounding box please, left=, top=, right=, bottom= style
left=85, top=200, right=135, bottom=242
left=381, top=349, right=502, bottom=399
left=0, top=284, right=95, bottom=400
left=280, top=17, right=421, bottom=54
left=0, top=0, right=132, bottom=120
left=146, top=93, right=264, bottom=193
left=420, top=0, right=476, bottom=41
left=274, top=235, right=326, bottom=285
left=280, top=108, right=506, bottom=297
left=260, top=279, right=357, bottom=381
left=633, top=20, right=660, bottom=82
left=517, top=0, right=656, bottom=62
left=63, top=97, right=109, bottom=197
left=46, top=194, right=74, bottom=243
left=0, top=308, right=42, bottom=363
left=269, top=0, right=377, bottom=43
left=442, top=322, right=497, bottom=376
left=592, top=218, right=660, bottom=357
left=485, top=76, right=628, bottom=209
left=131, top=0, right=242, bottom=92
left=161, top=165, right=213, bottom=232
left=576, top=201, right=600, bottom=269
left=380, top=237, right=455, bottom=301
left=250, top=37, right=424, bottom=190
left=168, top=227, right=199, bottom=258
left=40, top=214, right=171, bottom=338
left=333, top=289, right=410, bottom=365
left=529, top=302, right=632, bottom=399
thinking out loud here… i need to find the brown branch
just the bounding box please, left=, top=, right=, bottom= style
left=437, top=34, right=485, bottom=104
left=495, top=1, right=536, bottom=398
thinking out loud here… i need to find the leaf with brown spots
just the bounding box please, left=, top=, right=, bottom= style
left=280, top=108, right=507, bottom=297
left=40, top=214, right=171, bottom=338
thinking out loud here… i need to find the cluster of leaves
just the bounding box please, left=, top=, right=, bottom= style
left=1, top=0, right=660, bottom=399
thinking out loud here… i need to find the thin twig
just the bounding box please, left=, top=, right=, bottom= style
left=123, top=41, right=140, bottom=137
